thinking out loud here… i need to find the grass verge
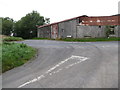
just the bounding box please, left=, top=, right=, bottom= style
left=3, top=36, right=23, bottom=41
left=31, top=37, right=51, bottom=40
left=59, top=37, right=120, bottom=42
left=32, top=37, right=120, bottom=42
left=1, top=42, right=36, bottom=73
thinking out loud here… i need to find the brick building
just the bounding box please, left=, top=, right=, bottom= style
left=37, top=15, right=120, bottom=39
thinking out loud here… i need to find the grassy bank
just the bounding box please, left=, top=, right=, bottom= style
left=1, top=42, right=36, bottom=73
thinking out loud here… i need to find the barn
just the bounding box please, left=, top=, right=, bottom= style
left=37, top=15, right=120, bottom=39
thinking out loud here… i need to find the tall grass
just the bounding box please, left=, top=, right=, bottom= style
left=2, top=42, right=36, bottom=73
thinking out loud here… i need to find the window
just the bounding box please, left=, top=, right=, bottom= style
left=90, top=20, right=93, bottom=22
left=97, top=20, right=101, bottom=22
left=78, top=18, right=82, bottom=23
left=62, top=29, right=64, bottom=32
left=99, top=26, right=101, bottom=28
left=108, top=20, right=111, bottom=22
left=112, top=20, right=115, bottom=22
left=109, top=28, right=115, bottom=34
left=109, top=26, right=115, bottom=34
left=82, top=20, right=85, bottom=23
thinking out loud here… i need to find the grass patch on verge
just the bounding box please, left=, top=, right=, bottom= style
left=31, top=37, right=51, bottom=40
left=31, top=37, right=120, bottom=42
left=3, top=36, right=23, bottom=41
left=1, top=42, right=36, bottom=73
left=59, top=37, right=120, bottom=42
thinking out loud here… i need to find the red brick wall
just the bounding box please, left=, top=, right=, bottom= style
left=80, top=16, right=120, bottom=26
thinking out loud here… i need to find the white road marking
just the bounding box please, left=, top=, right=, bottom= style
left=65, top=57, right=88, bottom=69
left=18, top=75, right=45, bottom=88
left=18, top=55, right=89, bottom=88
left=50, top=68, right=63, bottom=75
left=101, top=45, right=113, bottom=48
left=49, top=73, right=53, bottom=75
left=55, top=68, right=62, bottom=73
left=46, top=55, right=77, bottom=74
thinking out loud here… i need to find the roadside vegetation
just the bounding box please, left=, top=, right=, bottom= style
left=1, top=10, right=50, bottom=39
left=1, top=10, right=49, bottom=73
left=32, top=37, right=51, bottom=40
left=31, top=37, right=120, bottom=42
left=58, top=37, right=120, bottom=42
left=1, top=36, right=36, bottom=73
left=3, top=36, right=23, bottom=41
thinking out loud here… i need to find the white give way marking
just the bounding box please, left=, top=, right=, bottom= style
left=18, top=55, right=89, bottom=88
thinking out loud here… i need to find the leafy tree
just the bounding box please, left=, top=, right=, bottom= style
left=0, top=18, right=2, bottom=34
left=14, top=11, right=46, bottom=39
left=105, top=26, right=114, bottom=37
left=45, top=18, right=50, bottom=24
left=2, top=17, right=14, bottom=36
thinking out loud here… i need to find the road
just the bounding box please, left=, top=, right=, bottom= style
left=2, top=40, right=118, bottom=88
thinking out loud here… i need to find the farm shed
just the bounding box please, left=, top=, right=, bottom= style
left=37, top=15, right=120, bottom=39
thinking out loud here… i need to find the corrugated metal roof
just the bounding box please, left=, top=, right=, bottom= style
left=38, top=16, right=82, bottom=28
left=80, top=16, right=120, bottom=26
left=38, top=15, right=120, bottom=28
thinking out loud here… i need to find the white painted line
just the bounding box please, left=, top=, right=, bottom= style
left=37, top=75, right=45, bottom=80
left=51, top=68, right=63, bottom=75
left=55, top=68, right=62, bottom=73
left=49, top=73, right=53, bottom=75
left=45, top=56, right=75, bottom=74
left=18, top=55, right=89, bottom=88
left=65, top=57, right=88, bottom=69
left=18, top=75, right=45, bottom=88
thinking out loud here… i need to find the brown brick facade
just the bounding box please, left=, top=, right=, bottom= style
left=80, top=16, right=120, bottom=26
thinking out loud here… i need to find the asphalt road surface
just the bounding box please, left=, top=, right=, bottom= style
left=2, top=40, right=118, bottom=88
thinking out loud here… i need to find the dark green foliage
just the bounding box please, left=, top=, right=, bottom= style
left=0, top=18, right=2, bottom=34
left=2, top=42, right=36, bottom=73
left=105, top=25, right=116, bottom=37
left=1, top=17, right=14, bottom=36
left=105, top=26, right=111, bottom=37
left=14, top=11, right=45, bottom=39
left=45, top=18, right=50, bottom=24
left=1, top=11, right=49, bottom=39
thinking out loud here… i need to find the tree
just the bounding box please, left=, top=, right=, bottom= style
left=2, top=17, right=14, bottom=36
left=105, top=26, right=111, bottom=37
left=0, top=18, right=2, bottom=34
left=14, top=11, right=46, bottom=39
left=45, top=18, right=50, bottom=24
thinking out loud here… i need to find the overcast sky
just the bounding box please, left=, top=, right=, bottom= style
left=0, top=0, right=119, bottom=23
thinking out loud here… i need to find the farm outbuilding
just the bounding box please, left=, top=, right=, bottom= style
left=37, top=15, right=120, bottom=39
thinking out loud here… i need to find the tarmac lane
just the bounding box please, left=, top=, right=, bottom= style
left=2, top=40, right=118, bottom=88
